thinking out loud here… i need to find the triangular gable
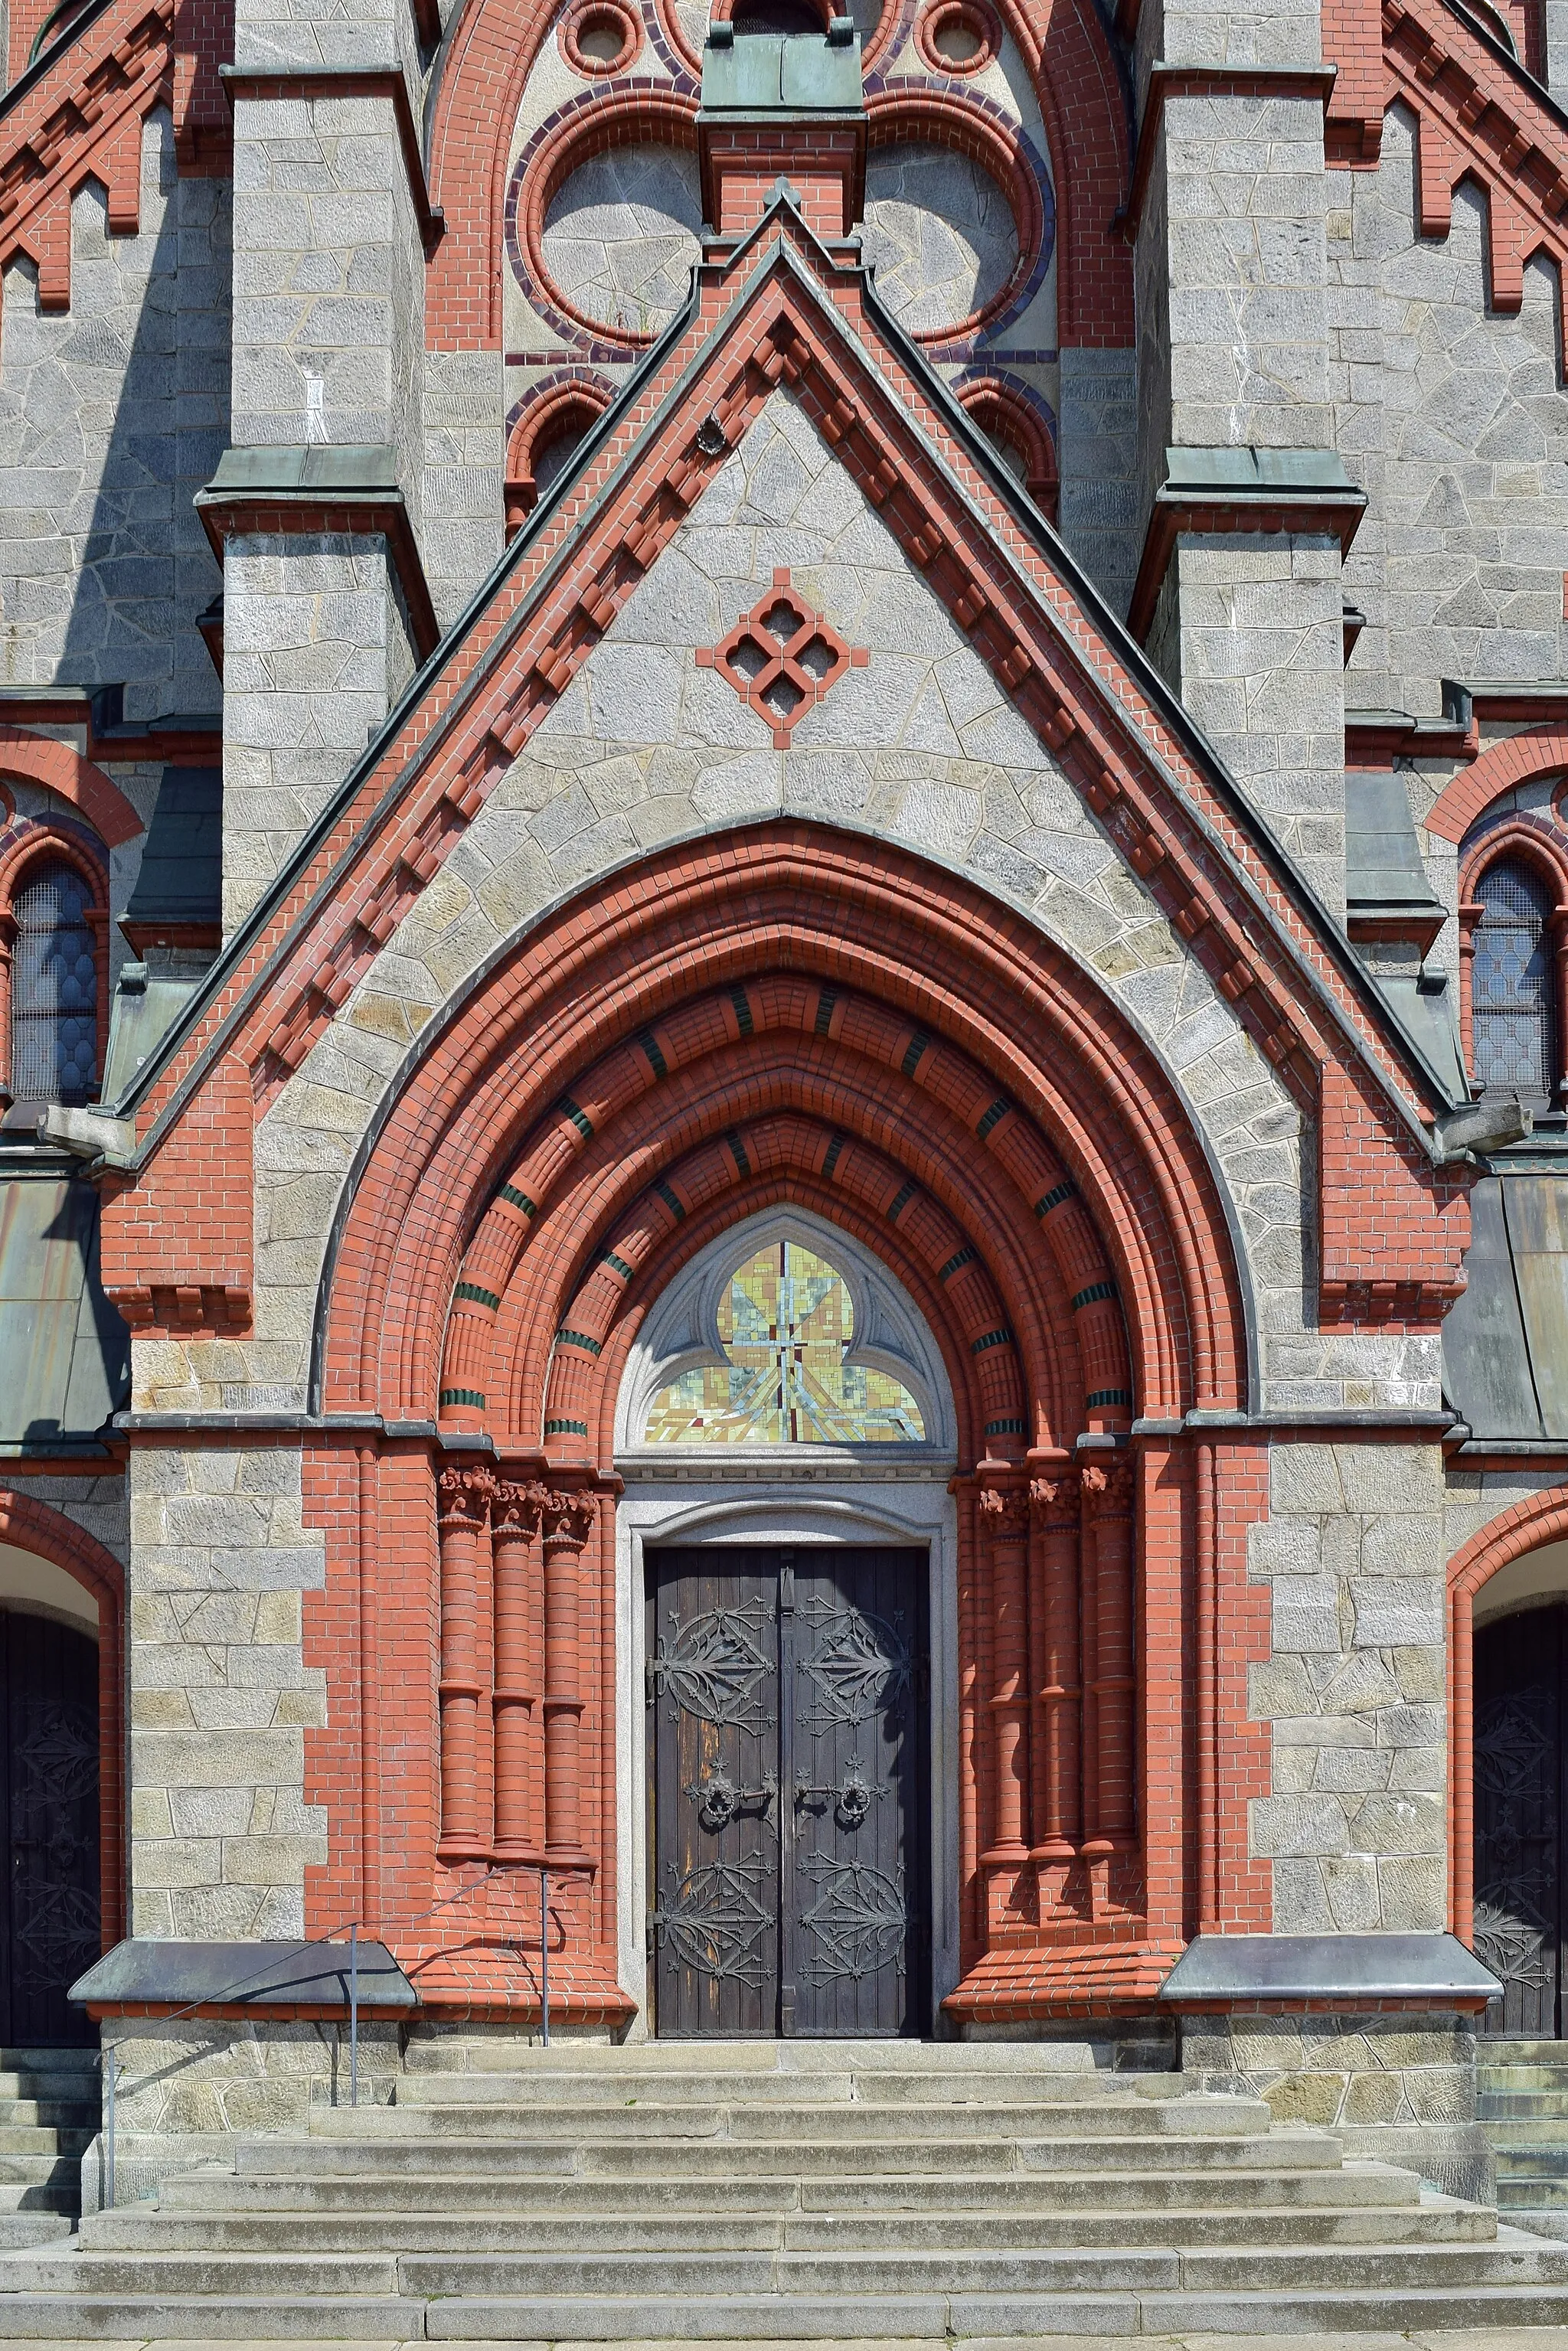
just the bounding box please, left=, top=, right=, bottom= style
left=96, top=202, right=1472, bottom=1328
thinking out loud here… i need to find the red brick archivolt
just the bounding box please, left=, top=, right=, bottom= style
left=299, top=831, right=1253, bottom=2019
left=0, top=1489, right=124, bottom=1954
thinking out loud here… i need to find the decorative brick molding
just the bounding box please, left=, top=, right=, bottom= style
left=504, top=370, right=617, bottom=534
left=953, top=371, right=1058, bottom=520
left=0, top=0, right=172, bottom=315
left=0, top=725, right=144, bottom=848
left=1425, top=726, right=1568, bottom=844
left=102, top=1050, right=253, bottom=1333
left=864, top=83, right=1053, bottom=352
left=695, top=568, right=867, bottom=746
left=0, top=1489, right=124, bottom=1955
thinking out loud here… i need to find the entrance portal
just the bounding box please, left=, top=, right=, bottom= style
left=646, top=1545, right=929, bottom=2037
left=0, top=1611, right=100, bottom=2046
left=1474, top=1601, right=1568, bottom=2036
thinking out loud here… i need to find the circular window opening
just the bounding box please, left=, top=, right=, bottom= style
left=916, top=0, right=999, bottom=70
left=561, top=0, right=641, bottom=70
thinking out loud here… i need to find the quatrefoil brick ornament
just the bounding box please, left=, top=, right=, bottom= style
left=697, top=568, right=868, bottom=748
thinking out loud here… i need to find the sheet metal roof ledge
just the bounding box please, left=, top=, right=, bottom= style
left=1160, top=1932, right=1501, bottom=2007
left=70, top=1938, right=416, bottom=2014
left=1129, top=448, right=1367, bottom=642
left=699, top=18, right=864, bottom=113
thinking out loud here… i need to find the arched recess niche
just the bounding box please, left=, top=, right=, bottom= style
left=310, top=828, right=1251, bottom=2023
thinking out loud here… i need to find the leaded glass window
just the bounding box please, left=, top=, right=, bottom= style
left=644, top=1239, right=926, bottom=1444
left=1474, top=858, right=1557, bottom=1105
left=10, top=859, right=97, bottom=1104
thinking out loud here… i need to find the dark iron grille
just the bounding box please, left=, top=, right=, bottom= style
left=1474, top=858, right=1554, bottom=1102
left=11, top=859, right=96, bottom=1103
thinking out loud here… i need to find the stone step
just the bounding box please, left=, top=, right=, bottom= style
left=398, top=2068, right=1157, bottom=2108
left=0, top=2218, right=71, bottom=2251
left=0, top=2126, right=90, bottom=2155
left=1480, top=2118, right=1568, bottom=2148
left=239, top=2128, right=1343, bottom=2178
left=0, top=2155, right=86, bottom=2187
left=0, top=2100, right=100, bottom=2130
left=0, top=2187, right=77, bottom=2215
left=2, top=2284, right=1567, bottom=2343
left=156, top=2161, right=1426, bottom=2217
left=402, top=2038, right=1101, bottom=2075
left=1480, top=2042, right=1568, bottom=2064
left=324, top=2095, right=1269, bottom=2143
left=77, top=2199, right=1499, bottom=2254
left=12, top=2235, right=1568, bottom=2302
left=1478, top=2067, right=1568, bottom=2091
left=1482, top=2090, right=1568, bottom=2118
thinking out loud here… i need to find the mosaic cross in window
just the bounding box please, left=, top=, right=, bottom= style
left=644, top=1239, right=926, bottom=1444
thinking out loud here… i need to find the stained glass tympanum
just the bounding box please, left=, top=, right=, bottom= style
left=644, top=1239, right=926, bottom=1444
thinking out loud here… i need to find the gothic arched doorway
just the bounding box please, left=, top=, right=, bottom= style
left=1474, top=1602, right=1568, bottom=2037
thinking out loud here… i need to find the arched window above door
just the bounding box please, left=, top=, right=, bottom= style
left=1471, top=855, right=1560, bottom=1107
left=617, top=1208, right=956, bottom=1461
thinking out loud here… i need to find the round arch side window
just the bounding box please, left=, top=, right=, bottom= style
left=1474, top=857, right=1558, bottom=1105
left=11, top=857, right=96, bottom=1104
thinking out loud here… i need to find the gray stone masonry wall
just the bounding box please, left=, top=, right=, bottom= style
left=1248, top=1440, right=1448, bottom=1937
left=234, top=0, right=423, bottom=128
left=230, top=90, right=423, bottom=517
left=1057, top=348, right=1139, bottom=622
left=0, top=109, right=229, bottom=720
left=1180, top=2014, right=1490, bottom=2202
left=422, top=348, right=505, bottom=631
left=223, top=529, right=407, bottom=934
left=126, top=1442, right=326, bottom=1941
left=1331, top=103, right=1568, bottom=721
left=1170, top=530, right=1348, bottom=921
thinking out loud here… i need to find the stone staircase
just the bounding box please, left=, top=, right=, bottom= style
left=1479, top=2039, right=1568, bottom=2243
left=7, top=2039, right=1568, bottom=2337
left=0, top=2047, right=97, bottom=2249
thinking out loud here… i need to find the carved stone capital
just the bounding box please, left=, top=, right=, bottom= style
left=492, top=1478, right=552, bottom=1538
left=541, top=1487, right=597, bottom=1547
left=1030, top=1471, right=1081, bottom=1523
left=1081, top=1460, right=1133, bottom=1517
left=436, top=1464, right=498, bottom=1528
left=978, top=1484, right=1031, bottom=1538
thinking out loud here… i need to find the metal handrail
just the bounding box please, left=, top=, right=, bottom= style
left=93, top=1862, right=553, bottom=2206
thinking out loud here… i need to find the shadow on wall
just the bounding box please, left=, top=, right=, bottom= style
left=0, top=105, right=230, bottom=721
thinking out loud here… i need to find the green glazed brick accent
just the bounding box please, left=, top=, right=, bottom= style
left=1072, top=1280, right=1117, bottom=1310
left=544, top=1418, right=590, bottom=1436
left=498, top=1184, right=537, bottom=1217
left=454, top=1281, right=501, bottom=1311
left=900, top=1030, right=931, bottom=1076
left=939, top=1245, right=977, bottom=1282
left=557, top=1327, right=603, bottom=1356
left=887, top=1179, right=916, bottom=1220
left=729, top=985, right=753, bottom=1035
left=971, top=1327, right=1013, bottom=1355
left=814, top=987, right=838, bottom=1035
left=637, top=1028, right=667, bottom=1079
left=822, top=1131, right=845, bottom=1177
left=559, top=1096, right=594, bottom=1138
left=1035, top=1181, right=1076, bottom=1218
left=439, top=1387, right=486, bottom=1409
left=985, top=1416, right=1027, bottom=1435
left=655, top=1180, right=686, bottom=1221
left=976, top=1097, right=1011, bottom=1140
left=1086, top=1387, right=1132, bottom=1409
left=601, top=1250, right=633, bottom=1279
left=727, top=1128, right=751, bottom=1176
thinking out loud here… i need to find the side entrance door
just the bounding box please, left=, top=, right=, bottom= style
left=647, top=1545, right=929, bottom=2037
left=1473, top=1601, right=1568, bottom=2036
left=0, top=1611, right=100, bottom=2046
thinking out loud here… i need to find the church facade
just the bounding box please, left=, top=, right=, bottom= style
left=0, top=0, right=1566, bottom=2206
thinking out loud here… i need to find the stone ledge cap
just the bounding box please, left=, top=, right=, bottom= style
left=70, top=1936, right=417, bottom=2013
left=1160, top=1931, right=1501, bottom=2006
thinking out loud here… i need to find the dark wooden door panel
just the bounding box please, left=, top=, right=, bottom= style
left=1474, top=1603, right=1565, bottom=2038
left=648, top=1546, right=929, bottom=2039
left=2, top=1611, right=100, bottom=2048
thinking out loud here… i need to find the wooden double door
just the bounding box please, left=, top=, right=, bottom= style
left=646, top=1546, right=929, bottom=2037
left=1474, top=1602, right=1568, bottom=2036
